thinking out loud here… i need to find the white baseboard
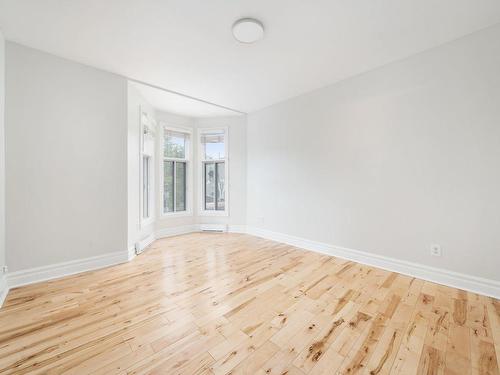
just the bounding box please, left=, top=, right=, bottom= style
left=199, top=224, right=227, bottom=232
left=128, top=247, right=136, bottom=261
left=155, top=224, right=247, bottom=239
left=135, top=232, right=156, bottom=256
left=0, top=274, right=8, bottom=309
left=1, top=223, right=244, bottom=299
left=155, top=224, right=200, bottom=239
left=227, top=225, right=248, bottom=234
left=6, top=250, right=129, bottom=289
left=246, top=226, right=500, bottom=299
left=5, top=224, right=494, bottom=304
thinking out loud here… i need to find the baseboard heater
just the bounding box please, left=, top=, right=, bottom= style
left=135, top=233, right=155, bottom=255
left=199, top=224, right=228, bottom=233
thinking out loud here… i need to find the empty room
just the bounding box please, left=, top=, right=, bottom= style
left=0, top=1, right=499, bottom=374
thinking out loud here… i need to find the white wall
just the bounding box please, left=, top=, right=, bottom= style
left=5, top=43, right=128, bottom=272
left=127, top=83, right=157, bottom=249
left=247, top=25, right=500, bottom=282
left=0, top=31, right=6, bottom=298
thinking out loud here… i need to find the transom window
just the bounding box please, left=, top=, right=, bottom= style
left=162, top=128, right=190, bottom=214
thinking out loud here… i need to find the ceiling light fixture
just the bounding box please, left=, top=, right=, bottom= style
left=232, top=18, right=264, bottom=44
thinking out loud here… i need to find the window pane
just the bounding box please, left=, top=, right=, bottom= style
left=165, top=131, right=186, bottom=159
left=204, top=163, right=216, bottom=210
left=216, top=162, right=225, bottom=211
left=175, top=162, right=186, bottom=212
left=142, top=156, right=150, bottom=218
left=202, top=133, right=225, bottom=160
left=163, top=161, right=174, bottom=213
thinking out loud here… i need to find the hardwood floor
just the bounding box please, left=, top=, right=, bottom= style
left=0, top=233, right=499, bottom=375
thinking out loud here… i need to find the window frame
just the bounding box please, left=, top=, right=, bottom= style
left=139, top=109, right=155, bottom=228
left=159, top=124, right=193, bottom=218
left=142, top=155, right=151, bottom=219
left=198, top=127, right=229, bottom=217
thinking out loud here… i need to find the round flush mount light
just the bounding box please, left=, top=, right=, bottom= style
left=232, top=18, right=264, bottom=44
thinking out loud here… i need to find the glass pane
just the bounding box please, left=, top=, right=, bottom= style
left=216, top=162, right=225, bottom=211
left=165, top=131, right=186, bottom=159
left=204, top=163, right=216, bottom=210
left=142, top=157, right=150, bottom=218
left=175, top=162, right=186, bottom=212
left=163, top=161, right=174, bottom=213
left=202, top=133, right=225, bottom=160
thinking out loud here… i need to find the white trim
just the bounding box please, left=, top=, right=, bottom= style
left=135, top=233, right=156, bottom=255
left=227, top=225, right=248, bottom=234
left=200, top=224, right=227, bottom=232
left=0, top=274, right=8, bottom=309
left=0, top=225, right=245, bottom=301
left=197, top=127, right=230, bottom=217
left=198, top=208, right=229, bottom=217
left=155, top=224, right=247, bottom=238
left=246, top=226, right=500, bottom=299
left=5, top=225, right=494, bottom=305
left=128, top=247, right=136, bottom=261
left=159, top=123, right=194, bottom=218
left=155, top=224, right=200, bottom=239
left=140, top=155, right=154, bottom=228
left=160, top=123, right=193, bottom=137
left=6, top=251, right=129, bottom=289
left=139, top=107, right=156, bottom=229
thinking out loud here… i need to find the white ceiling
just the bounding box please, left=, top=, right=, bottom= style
left=1, top=0, right=500, bottom=116
left=130, top=81, right=240, bottom=118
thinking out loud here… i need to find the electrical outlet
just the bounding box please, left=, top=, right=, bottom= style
left=430, top=244, right=442, bottom=257
left=2, top=266, right=7, bottom=274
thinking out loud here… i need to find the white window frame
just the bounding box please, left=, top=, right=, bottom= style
left=159, top=124, right=193, bottom=218
left=142, top=155, right=152, bottom=219
left=198, top=127, right=229, bottom=217
left=139, top=109, right=155, bottom=228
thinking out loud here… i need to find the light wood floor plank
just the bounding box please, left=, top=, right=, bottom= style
left=0, top=233, right=498, bottom=375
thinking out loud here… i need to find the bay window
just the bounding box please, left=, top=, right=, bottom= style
left=199, top=128, right=228, bottom=215
left=162, top=127, right=191, bottom=215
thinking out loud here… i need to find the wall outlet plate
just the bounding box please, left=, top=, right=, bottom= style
left=430, top=244, right=442, bottom=257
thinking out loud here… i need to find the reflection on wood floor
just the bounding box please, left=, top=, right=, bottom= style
left=0, top=233, right=499, bottom=375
